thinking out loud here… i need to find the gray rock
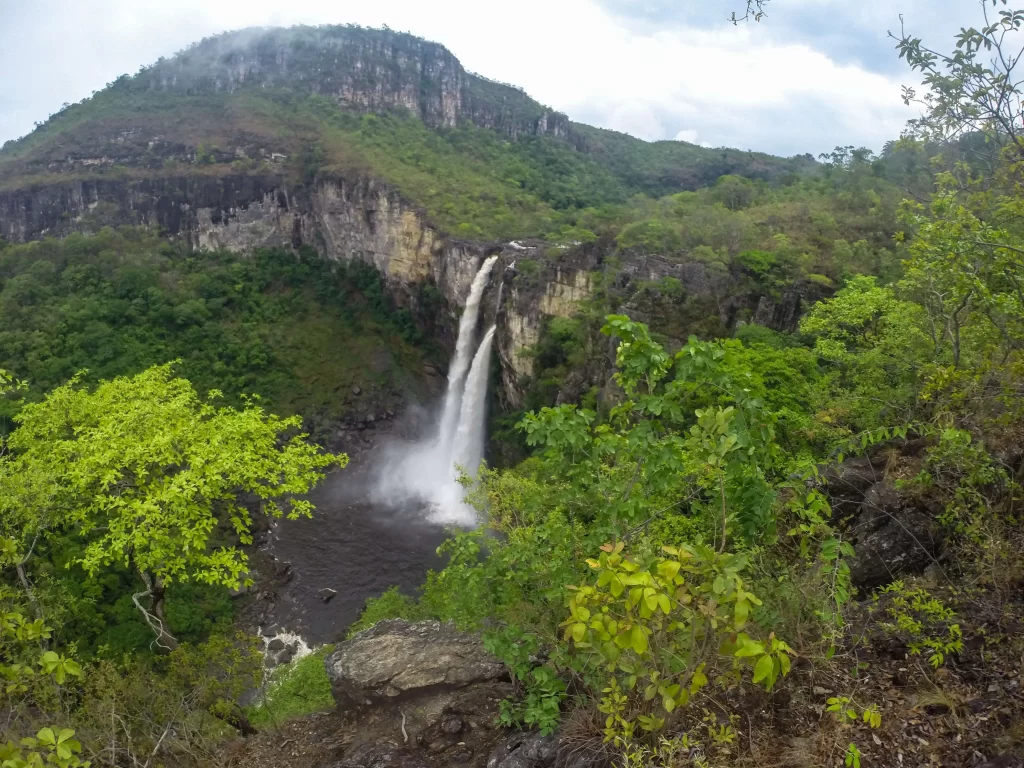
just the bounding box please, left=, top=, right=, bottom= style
left=325, top=619, right=506, bottom=710
left=261, top=624, right=279, bottom=637
left=267, top=637, right=285, bottom=652
left=319, top=587, right=338, bottom=603
left=333, top=742, right=429, bottom=768
left=352, top=385, right=362, bottom=395
left=488, top=731, right=608, bottom=768
left=487, top=732, right=559, bottom=768
left=822, top=456, right=888, bottom=518
left=275, top=648, right=293, bottom=665
left=847, top=482, right=941, bottom=589
left=441, top=715, right=463, bottom=734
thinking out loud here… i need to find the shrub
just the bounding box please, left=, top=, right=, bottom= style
left=247, top=645, right=336, bottom=728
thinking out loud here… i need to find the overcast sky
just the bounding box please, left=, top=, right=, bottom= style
left=0, top=0, right=984, bottom=157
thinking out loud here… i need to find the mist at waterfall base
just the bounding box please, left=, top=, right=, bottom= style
left=370, top=256, right=499, bottom=527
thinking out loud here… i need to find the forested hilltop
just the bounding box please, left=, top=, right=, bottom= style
left=2, top=9, right=1024, bottom=768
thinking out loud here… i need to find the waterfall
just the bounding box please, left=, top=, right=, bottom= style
left=450, top=325, right=496, bottom=484
left=436, top=255, right=498, bottom=458
left=372, top=256, right=499, bottom=527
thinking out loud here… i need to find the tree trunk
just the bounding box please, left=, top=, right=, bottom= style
left=133, top=569, right=179, bottom=651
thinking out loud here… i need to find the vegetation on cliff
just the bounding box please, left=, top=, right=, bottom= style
left=0, top=228, right=432, bottom=432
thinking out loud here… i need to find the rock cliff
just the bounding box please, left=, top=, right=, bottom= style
left=0, top=167, right=806, bottom=408
left=134, top=26, right=574, bottom=143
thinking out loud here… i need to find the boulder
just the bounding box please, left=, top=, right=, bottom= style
left=846, top=481, right=942, bottom=590
left=319, top=587, right=338, bottom=603
left=821, top=454, right=946, bottom=591
left=325, top=619, right=507, bottom=710
left=486, top=730, right=608, bottom=768
left=267, top=637, right=285, bottom=652
left=324, top=622, right=512, bottom=768
left=822, top=456, right=888, bottom=518
left=487, top=733, right=558, bottom=768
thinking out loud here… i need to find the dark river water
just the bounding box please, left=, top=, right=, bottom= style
left=264, top=452, right=450, bottom=645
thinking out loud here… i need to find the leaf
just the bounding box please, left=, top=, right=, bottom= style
left=734, top=638, right=765, bottom=658
left=609, top=575, right=625, bottom=598
left=752, top=654, right=774, bottom=686
left=690, top=668, right=708, bottom=693
left=35, top=729, right=55, bottom=747
left=734, top=598, right=749, bottom=628
left=630, top=625, right=649, bottom=655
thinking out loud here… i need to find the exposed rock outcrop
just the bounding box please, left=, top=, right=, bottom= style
left=323, top=620, right=511, bottom=768
left=823, top=452, right=944, bottom=590
left=325, top=619, right=507, bottom=709
left=486, top=730, right=608, bottom=768
left=135, top=27, right=575, bottom=142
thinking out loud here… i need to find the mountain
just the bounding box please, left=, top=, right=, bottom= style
left=0, top=25, right=814, bottom=244
left=0, top=24, right=904, bottom=417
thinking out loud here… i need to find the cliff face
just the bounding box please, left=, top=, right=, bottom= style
left=0, top=171, right=801, bottom=408
left=135, top=26, right=573, bottom=142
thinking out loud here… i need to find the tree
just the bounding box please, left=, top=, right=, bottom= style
left=893, top=1, right=1024, bottom=165
left=0, top=364, right=346, bottom=650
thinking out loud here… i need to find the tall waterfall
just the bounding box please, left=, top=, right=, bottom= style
left=436, top=255, right=498, bottom=459
left=371, top=256, right=499, bottom=527
left=451, top=325, right=496, bottom=484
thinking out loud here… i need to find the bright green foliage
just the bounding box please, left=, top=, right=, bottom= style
left=0, top=364, right=345, bottom=645
left=3, top=364, right=344, bottom=585
left=800, top=276, right=930, bottom=431
left=874, top=581, right=963, bottom=668
left=0, top=728, right=88, bottom=768
left=247, top=645, right=336, bottom=728
left=899, top=187, right=1024, bottom=367
left=826, top=696, right=882, bottom=729
left=345, top=587, right=423, bottom=639
left=564, top=541, right=792, bottom=742
left=519, top=316, right=780, bottom=544
left=844, top=742, right=863, bottom=768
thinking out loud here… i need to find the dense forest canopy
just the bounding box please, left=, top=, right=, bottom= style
left=2, top=5, right=1024, bottom=768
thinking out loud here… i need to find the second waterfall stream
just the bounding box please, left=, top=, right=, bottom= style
left=371, top=255, right=499, bottom=525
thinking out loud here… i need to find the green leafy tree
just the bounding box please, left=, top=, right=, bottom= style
left=894, top=1, right=1024, bottom=163
left=0, top=364, right=346, bottom=649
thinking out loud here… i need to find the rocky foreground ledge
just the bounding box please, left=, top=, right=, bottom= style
left=280, top=619, right=595, bottom=768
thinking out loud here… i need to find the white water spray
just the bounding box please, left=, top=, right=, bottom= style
left=371, top=257, right=499, bottom=526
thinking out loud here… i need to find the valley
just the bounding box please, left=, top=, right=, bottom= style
left=1, top=14, right=1023, bottom=768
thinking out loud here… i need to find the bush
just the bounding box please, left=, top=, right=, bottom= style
left=247, top=645, right=337, bottom=728
left=345, top=586, right=423, bottom=638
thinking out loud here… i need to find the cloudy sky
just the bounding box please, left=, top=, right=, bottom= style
left=0, top=0, right=982, bottom=156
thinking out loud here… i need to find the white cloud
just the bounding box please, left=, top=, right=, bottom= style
left=0, top=0, right=969, bottom=156
left=674, top=129, right=700, bottom=143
